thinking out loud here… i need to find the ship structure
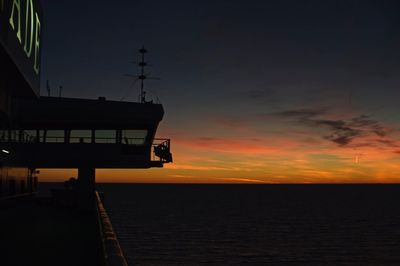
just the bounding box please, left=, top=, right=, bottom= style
left=0, top=1, right=172, bottom=265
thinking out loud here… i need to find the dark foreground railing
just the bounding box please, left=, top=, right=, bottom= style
left=95, top=192, right=129, bottom=266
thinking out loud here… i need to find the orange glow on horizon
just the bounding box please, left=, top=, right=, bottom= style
left=38, top=113, right=400, bottom=184
left=38, top=140, right=400, bottom=184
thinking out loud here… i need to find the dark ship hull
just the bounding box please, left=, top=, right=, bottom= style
left=1, top=1, right=171, bottom=265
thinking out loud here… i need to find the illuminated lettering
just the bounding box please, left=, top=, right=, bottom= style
left=9, top=0, right=22, bottom=44
left=33, top=12, right=40, bottom=74
left=3, top=0, right=42, bottom=77
left=24, top=0, right=34, bottom=57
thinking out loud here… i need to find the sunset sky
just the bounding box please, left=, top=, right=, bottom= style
left=39, top=0, right=400, bottom=183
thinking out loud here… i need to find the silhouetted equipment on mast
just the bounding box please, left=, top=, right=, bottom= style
left=125, top=46, right=160, bottom=103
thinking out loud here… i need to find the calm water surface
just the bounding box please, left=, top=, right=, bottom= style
left=96, top=184, right=400, bottom=266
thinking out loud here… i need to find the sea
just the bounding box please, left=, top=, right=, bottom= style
left=42, top=183, right=400, bottom=265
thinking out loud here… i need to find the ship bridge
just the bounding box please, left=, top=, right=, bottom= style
left=0, top=96, right=172, bottom=169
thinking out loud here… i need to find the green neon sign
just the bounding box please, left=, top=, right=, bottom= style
left=33, top=11, right=40, bottom=74
left=7, top=0, right=41, bottom=75
left=0, top=0, right=42, bottom=94
left=24, top=0, right=34, bottom=58
left=9, top=0, right=22, bottom=43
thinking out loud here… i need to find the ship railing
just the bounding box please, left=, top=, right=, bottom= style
left=44, top=137, right=147, bottom=145
left=0, top=131, right=172, bottom=163
left=0, top=133, right=168, bottom=147
left=0, top=134, right=146, bottom=145
left=0, top=130, right=37, bottom=143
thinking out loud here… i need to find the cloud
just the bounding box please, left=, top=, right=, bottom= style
left=377, top=139, right=399, bottom=148
left=175, top=137, right=280, bottom=154
left=166, top=164, right=234, bottom=171
left=235, top=80, right=288, bottom=104
left=349, top=115, right=387, bottom=137
left=316, top=120, right=362, bottom=146
left=208, top=115, right=251, bottom=128
left=217, top=177, right=271, bottom=184
left=278, top=109, right=324, bottom=120
left=275, top=109, right=391, bottom=147
left=243, top=88, right=278, bottom=103
left=168, top=174, right=195, bottom=178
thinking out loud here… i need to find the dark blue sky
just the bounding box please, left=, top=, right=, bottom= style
left=41, top=0, right=400, bottom=106
left=39, top=1, right=400, bottom=183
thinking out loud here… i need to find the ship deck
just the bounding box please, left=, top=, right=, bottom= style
left=0, top=197, right=104, bottom=266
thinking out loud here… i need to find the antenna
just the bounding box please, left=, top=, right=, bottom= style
left=125, top=46, right=160, bottom=103
left=139, top=46, right=147, bottom=103
left=46, top=80, right=51, bottom=96
left=120, top=77, right=140, bottom=101
left=59, top=86, right=63, bottom=98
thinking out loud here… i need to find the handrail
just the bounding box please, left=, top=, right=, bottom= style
left=95, top=191, right=128, bottom=266
left=0, top=136, right=147, bottom=145
left=0, top=130, right=37, bottom=143
left=0, top=132, right=173, bottom=164
left=0, top=135, right=170, bottom=145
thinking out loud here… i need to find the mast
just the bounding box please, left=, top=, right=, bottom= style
left=138, top=46, right=147, bottom=103
left=124, top=46, right=159, bottom=103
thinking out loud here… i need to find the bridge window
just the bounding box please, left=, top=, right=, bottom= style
left=25, top=130, right=37, bottom=142
left=70, top=130, right=92, bottom=143
left=46, top=130, right=65, bottom=143
left=0, top=130, right=7, bottom=141
left=95, top=130, right=116, bottom=144
left=9, top=130, right=17, bottom=142
left=122, top=130, right=147, bottom=145
left=38, top=130, right=45, bottom=142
